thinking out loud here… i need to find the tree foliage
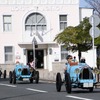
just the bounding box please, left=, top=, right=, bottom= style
left=54, top=17, right=92, bottom=60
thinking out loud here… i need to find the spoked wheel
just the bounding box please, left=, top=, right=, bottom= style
left=12, top=71, right=16, bottom=84
left=56, top=73, right=62, bottom=92
left=65, top=72, right=71, bottom=93
left=89, top=87, right=94, bottom=92
left=35, top=71, right=39, bottom=84
left=3, top=70, right=6, bottom=79
left=9, top=71, right=13, bottom=84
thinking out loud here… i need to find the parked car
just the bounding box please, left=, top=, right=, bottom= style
left=9, top=64, right=39, bottom=84
left=56, top=62, right=100, bottom=93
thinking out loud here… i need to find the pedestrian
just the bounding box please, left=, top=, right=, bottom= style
left=73, top=56, right=77, bottom=62
left=29, top=59, right=35, bottom=69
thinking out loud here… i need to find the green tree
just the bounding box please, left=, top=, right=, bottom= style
left=54, top=17, right=92, bottom=61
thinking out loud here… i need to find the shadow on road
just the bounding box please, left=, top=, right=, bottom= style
left=0, top=78, right=9, bottom=82
left=72, top=89, right=100, bottom=94
left=0, top=92, right=42, bottom=100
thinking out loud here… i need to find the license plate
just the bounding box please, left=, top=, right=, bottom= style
left=83, top=83, right=93, bottom=87
left=23, top=78, right=28, bottom=81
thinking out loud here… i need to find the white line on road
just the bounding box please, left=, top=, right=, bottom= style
left=66, top=95, right=94, bottom=100
left=26, top=88, right=48, bottom=93
left=0, top=83, right=17, bottom=88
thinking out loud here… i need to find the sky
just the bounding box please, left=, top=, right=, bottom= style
left=80, top=0, right=91, bottom=8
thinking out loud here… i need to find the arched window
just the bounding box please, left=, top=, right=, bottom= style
left=25, top=13, right=46, bottom=31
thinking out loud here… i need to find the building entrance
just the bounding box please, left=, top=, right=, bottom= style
left=27, top=50, right=44, bottom=69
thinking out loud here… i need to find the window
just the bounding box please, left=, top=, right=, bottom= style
left=61, top=45, right=68, bottom=61
left=3, top=15, right=12, bottom=32
left=4, top=46, right=14, bottom=63
left=59, top=15, right=67, bottom=30
left=25, top=13, right=46, bottom=31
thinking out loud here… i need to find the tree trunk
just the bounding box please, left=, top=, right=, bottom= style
left=77, top=44, right=82, bottom=62
left=78, top=50, right=81, bottom=62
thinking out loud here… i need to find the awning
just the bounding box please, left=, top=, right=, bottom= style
left=18, top=42, right=57, bottom=49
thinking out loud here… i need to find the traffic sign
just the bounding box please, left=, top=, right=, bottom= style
left=89, top=27, right=100, bottom=38
left=89, top=15, right=100, bottom=26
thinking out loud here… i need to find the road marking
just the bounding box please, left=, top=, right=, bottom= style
left=40, top=80, right=56, bottom=84
left=66, top=95, right=94, bottom=100
left=26, top=88, right=48, bottom=93
left=0, top=83, right=17, bottom=88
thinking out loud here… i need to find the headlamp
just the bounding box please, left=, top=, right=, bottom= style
left=74, top=68, right=80, bottom=74
left=18, top=68, right=21, bottom=72
left=93, top=68, right=100, bottom=74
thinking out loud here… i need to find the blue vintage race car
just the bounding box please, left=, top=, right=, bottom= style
left=9, top=64, right=39, bottom=84
left=56, top=62, right=100, bottom=93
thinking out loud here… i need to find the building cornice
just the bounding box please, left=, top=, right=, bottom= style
left=0, top=0, right=79, bottom=5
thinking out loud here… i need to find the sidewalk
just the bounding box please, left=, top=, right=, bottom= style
left=37, top=69, right=64, bottom=82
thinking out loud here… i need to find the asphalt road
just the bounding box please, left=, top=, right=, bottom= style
left=0, top=78, right=100, bottom=100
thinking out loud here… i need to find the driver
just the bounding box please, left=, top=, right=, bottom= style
left=64, top=55, right=73, bottom=72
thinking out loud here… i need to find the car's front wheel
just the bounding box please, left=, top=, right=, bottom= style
left=12, top=71, right=16, bottom=84
left=9, top=71, right=12, bottom=84
left=65, top=72, right=71, bottom=93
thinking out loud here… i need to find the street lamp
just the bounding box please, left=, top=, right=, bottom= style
left=32, top=37, right=37, bottom=68
left=30, top=7, right=38, bottom=68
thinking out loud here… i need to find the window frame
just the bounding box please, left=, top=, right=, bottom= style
left=4, top=46, right=14, bottom=63
left=25, top=13, right=47, bottom=31
left=3, top=15, right=12, bottom=32
left=59, top=15, right=67, bottom=30
left=61, top=45, right=68, bottom=61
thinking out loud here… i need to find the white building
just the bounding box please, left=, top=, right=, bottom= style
left=0, top=0, right=96, bottom=71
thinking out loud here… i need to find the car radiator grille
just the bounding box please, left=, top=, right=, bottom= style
left=22, top=68, right=28, bottom=75
left=79, top=68, right=93, bottom=79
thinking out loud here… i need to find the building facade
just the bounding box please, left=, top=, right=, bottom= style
left=0, top=0, right=96, bottom=71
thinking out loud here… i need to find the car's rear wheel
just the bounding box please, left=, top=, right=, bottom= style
left=12, top=71, right=16, bottom=84
left=3, top=70, right=6, bottom=79
left=65, top=72, right=71, bottom=93
left=9, top=71, right=12, bottom=83
left=35, top=71, right=39, bottom=84
left=56, top=73, right=62, bottom=92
